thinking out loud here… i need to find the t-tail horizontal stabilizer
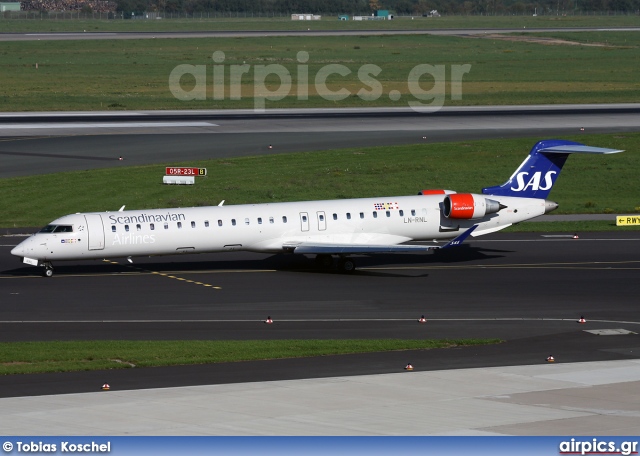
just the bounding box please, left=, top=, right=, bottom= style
left=482, top=140, right=624, bottom=199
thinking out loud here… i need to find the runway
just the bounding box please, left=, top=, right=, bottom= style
left=1, top=27, right=640, bottom=41
left=1, top=104, right=639, bottom=178
left=1, top=106, right=639, bottom=434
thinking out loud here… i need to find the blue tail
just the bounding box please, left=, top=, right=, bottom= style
left=482, top=139, right=623, bottom=199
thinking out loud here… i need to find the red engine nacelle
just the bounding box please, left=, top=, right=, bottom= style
left=443, top=193, right=504, bottom=219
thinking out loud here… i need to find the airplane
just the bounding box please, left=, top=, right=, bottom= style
left=11, top=139, right=623, bottom=276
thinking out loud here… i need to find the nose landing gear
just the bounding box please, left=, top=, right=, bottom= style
left=42, top=262, right=54, bottom=277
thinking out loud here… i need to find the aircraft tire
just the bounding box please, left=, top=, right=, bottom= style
left=339, top=258, right=356, bottom=273
left=44, top=268, right=53, bottom=277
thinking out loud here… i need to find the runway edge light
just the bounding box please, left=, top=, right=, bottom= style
left=418, top=315, right=427, bottom=323
left=404, top=363, right=414, bottom=371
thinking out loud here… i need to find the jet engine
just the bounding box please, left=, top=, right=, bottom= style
left=443, top=194, right=505, bottom=220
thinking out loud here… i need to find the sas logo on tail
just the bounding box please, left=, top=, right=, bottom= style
left=511, top=171, right=556, bottom=192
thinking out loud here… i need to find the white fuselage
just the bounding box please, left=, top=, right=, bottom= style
left=11, top=193, right=547, bottom=263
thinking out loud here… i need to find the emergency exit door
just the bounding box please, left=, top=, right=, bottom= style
left=300, top=212, right=310, bottom=232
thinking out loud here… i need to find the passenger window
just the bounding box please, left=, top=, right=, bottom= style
left=346, top=213, right=351, bottom=220
left=269, top=217, right=274, bottom=224
left=422, top=208, right=427, bottom=215
left=411, top=209, right=416, bottom=216
left=373, top=212, right=377, bottom=218
left=258, top=218, right=262, bottom=224
left=111, top=226, right=116, bottom=233
left=319, top=214, right=324, bottom=221
left=191, top=221, right=196, bottom=228
left=232, top=219, right=236, bottom=226
left=177, top=222, right=182, bottom=229
left=150, top=223, right=155, bottom=230
left=204, top=221, right=209, bottom=228
left=245, top=218, right=250, bottom=225
left=333, top=213, right=337, bottom=220
left=360, top=212, right=364, bottom=219
left=218, top=220, right=222, bottom=227
left=282, top=216, right=287, bottom=223
left=399, top=210, right=404, bottom=216
left=164, top=223, right=169, bottom=230
left=136, top=224, right=141, bottom=231
left=386, top=211, right=390, bottom=217
left=125, top=225, right=129, bottom=232
left=302, top=215, right=307, bottom=222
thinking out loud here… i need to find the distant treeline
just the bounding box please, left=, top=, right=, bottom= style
left=115, top=0, right=640, bottom=14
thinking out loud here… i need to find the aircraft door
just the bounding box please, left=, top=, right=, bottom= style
left=317, top=211, right=326, bottom=231
left=300, top=212, right=310, bottom=232
left=85, top=214, right=105, bottom=250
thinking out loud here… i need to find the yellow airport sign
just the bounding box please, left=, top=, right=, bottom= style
left=616, top=215, right=640, bottom=226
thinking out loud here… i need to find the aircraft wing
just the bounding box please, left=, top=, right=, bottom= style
left=290, top=243, right=439, bottom=255
left=286, top=225, right=478, bottom=255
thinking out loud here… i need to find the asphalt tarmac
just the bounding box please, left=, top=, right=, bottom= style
left=1, top=27, right=640, bottom=41
left=2, top=105, right=640, bottom=178
left=1, top=231, right=639, bottom=398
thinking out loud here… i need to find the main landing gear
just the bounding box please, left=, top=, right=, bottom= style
left=42, top=262, right=54, bottom=277
left=315, top=255, right=356, bottom=274
left=338, top=257, right=356, bottom=273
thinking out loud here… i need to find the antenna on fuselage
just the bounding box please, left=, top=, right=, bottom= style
left=218, top=200, right=225, bottom=206
left=118, top=205, right=126, bottom=212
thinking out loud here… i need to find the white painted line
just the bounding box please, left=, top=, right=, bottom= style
left=0, top=318, right=639, bottom=325
left=25, top=33, right=118, bottom=36
left=584, top=328, right=638, bottom=335
left=0, top=122, right=218, bottom=129
left=0, top=112, right=141, bottom=117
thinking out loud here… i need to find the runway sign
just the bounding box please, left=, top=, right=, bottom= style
left=166, top=167, right=207, bottom=176
left=616, top=215, right=640, bottom=226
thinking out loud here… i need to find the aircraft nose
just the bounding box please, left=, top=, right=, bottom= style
left=11, top=242, right=24, bottom=257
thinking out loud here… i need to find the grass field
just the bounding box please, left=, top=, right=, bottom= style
left=0, top=339, right=500, bottom=375
left=1, top=15, right=639, bottom=33
left=1, top=133, right=637, bottom=229
left=1, top=31, right=639, bottom=111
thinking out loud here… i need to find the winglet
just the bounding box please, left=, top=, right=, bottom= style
left=441, top=224, right=479, bottom=249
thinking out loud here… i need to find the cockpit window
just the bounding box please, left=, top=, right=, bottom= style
left=39, top=225, right=73, bottom=233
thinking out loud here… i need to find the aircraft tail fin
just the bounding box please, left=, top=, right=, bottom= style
left=481, top=140, right=623, bottom=199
